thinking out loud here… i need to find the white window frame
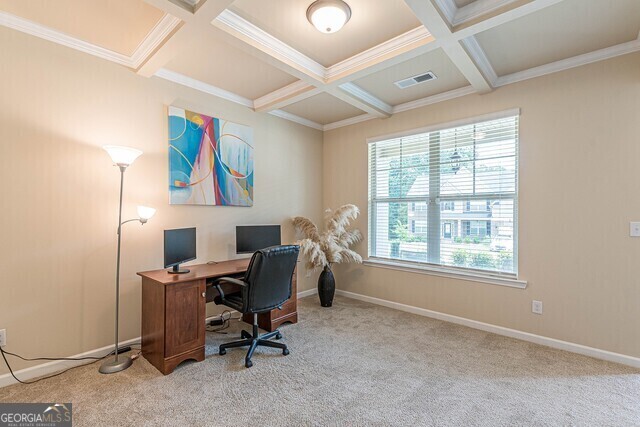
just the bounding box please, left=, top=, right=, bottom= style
left=367, top=109, right=525, bottom=289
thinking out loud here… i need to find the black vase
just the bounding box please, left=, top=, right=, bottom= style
left=318, top=265, right=335, bottom=307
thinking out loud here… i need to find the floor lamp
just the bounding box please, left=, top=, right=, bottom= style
left=100, top=146, right=156, bottom=374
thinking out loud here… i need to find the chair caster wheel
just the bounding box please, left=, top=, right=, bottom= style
left=275, top=332, right=282, bottom=340
left=219, top=348, right=226, bottom=355
left=283, top=348, right=290, bottom=356
left=245, top=360, right=253, bottom=368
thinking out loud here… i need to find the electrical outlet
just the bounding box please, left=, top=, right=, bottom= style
left=631, top=222, right=640, bottom=237
left=532, top=300, right=543, bottom=315
left=0, top=329, right=6, bottom=347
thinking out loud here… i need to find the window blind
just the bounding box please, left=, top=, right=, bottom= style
left=368, top=114, right=519, bottom=276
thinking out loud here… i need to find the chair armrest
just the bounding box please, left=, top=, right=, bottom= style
left=207, top=277, right=247, bottom=301
left=209, top=277, right=247, bottom=288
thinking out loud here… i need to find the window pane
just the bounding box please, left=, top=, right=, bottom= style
left=440, top=199, right=514, bottom=273
left=370, top=138, right=429, bottom=199
left=371, top=201, right=428, bottom=263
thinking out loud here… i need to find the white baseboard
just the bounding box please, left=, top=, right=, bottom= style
left=9, top=287, right=630, bottom=388
left=0, top=337, right=141, bottom=388
left=335, top=289, right=640, bottom=369
left=297, top=288, right=317, bottom=299
left=0, top=290, right=317, bottom=388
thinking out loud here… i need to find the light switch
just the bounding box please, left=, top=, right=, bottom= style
left=630, top=222, right=640, bottom=237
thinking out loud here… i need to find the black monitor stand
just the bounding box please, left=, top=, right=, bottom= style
left=168, top=264, right=190, bottom=274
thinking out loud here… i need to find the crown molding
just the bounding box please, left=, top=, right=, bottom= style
left=339, top=83, right=393, bottom=116
left=214, top=10, right=326, bottom=82
left=155, top=68, right=253, bottom=107
left=130, top=14, right=182, bottom=68
left=453, top=0, right=520, bottom=26
left=433, top=0, right=458, bottom=24
left=268, top=110, right=323, bottom=130
left=495, top=38, right=640, bottom=87
left=326, top=26, right=434, bottom=81
left=393, top=85, right=476, bottom=114
left=461, top=36, right=497, bottom=86
left=0, top=11, right=133, bottom=66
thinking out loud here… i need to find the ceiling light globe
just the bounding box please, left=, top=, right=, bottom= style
left=307, top=0, right=351, bottom=34
left=103, top=145, right=143, bottom=167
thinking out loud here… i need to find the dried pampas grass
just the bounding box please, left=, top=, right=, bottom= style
left=292, top=204, right=363, bottom=270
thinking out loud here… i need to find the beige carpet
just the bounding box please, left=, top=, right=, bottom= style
left=1, top=295, right=639, bottom=426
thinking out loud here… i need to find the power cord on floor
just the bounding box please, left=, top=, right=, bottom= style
left=0, top=345, right=141, bottom=385
left=206, top=310, right=242, bottom=334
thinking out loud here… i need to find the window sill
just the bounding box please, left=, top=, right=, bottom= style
left=363, top=258, right=527, bottom=289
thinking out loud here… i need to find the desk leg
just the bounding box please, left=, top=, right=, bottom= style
left=161, top=347, right=205, bottom=375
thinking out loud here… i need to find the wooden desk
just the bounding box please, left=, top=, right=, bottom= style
left=137, top=259, right=298, bottom=375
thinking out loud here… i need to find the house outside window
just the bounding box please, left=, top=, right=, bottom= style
left=441, top=202, right=455, bottom=211
left=368, top=112, right=519, bottom=276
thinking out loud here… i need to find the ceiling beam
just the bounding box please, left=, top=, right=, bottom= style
left=461, top=36, right=498, bottom=86
left=404, top=0, right=493, bottom=93
left=137, top=0, right=236, bottom=77
left=212, top=10, right=325, bottom=84
left=143, top=0, right=196, bottom=22
left=253, top=81, right=323, bottom=112
left=332, top=83, right=392, bottom=118
left=453, top=0, right=522, bottom=26
left=324, top=26, right=435, bottom=84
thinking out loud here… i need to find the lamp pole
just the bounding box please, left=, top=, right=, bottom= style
left=99, top=165, right=134, bottom=374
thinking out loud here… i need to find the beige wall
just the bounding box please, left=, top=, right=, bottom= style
left=0, top=27, right=322, bottom=374
left=324, top=52, right=640, bottom=358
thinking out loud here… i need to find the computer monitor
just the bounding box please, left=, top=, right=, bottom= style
left=164, top=227, right=196, bottom=274
left=236, top=225, right=281, bottom=254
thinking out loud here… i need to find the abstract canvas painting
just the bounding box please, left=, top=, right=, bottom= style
left=168, top=106, right=254, bottom=206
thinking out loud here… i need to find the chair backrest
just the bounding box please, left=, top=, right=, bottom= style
left=244, top=245, right=300, bottom=313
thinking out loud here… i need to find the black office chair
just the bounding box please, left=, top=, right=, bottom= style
left=209, top=245, right=299, bottom=368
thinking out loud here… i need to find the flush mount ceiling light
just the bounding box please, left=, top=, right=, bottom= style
left=307, top=0, right=352, bottom=34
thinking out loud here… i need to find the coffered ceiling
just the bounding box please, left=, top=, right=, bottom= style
left=0, top=0, right=638, bottom=131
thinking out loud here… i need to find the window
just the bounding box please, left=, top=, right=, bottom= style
left=441, top=201, right=455, bottom=211
left=368, top=112, right=518, bottom=276
left=463, top=220, right=490, bottom=237
left=465, top=200, right=490, bottom=212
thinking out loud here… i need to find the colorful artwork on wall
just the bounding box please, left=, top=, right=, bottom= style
left=168, top=106, right=254, bottom=206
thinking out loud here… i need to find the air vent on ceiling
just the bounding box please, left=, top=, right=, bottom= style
left=394, top=71, right=437, bottom=89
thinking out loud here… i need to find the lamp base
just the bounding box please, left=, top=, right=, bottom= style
left=99, top=356, right=133, bottom=374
